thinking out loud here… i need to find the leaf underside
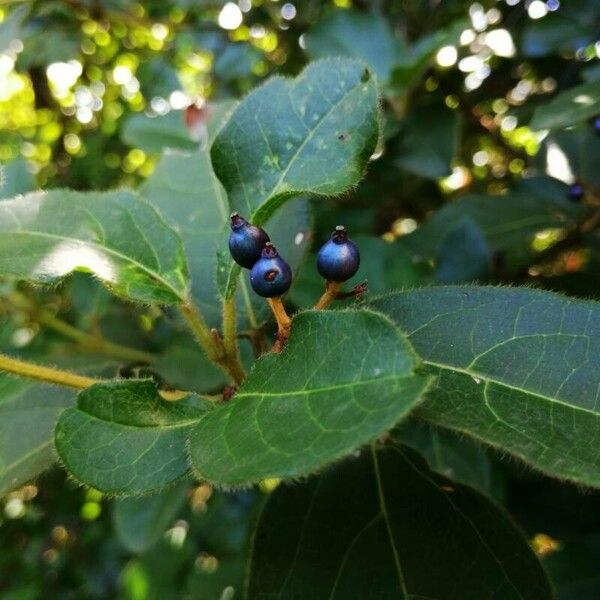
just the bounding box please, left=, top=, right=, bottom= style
left=247, top=444, right=552, bottom=599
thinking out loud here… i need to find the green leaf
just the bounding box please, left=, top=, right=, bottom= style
left=247, top=445, right=552, bottom=599
left=122, top=111, right=197, bottom=154
left=435, top=217, right=491, bottom=283
left=0, top=159, right=35, bottom=198
left=0, top=189, right=189, bottom=304
left=210, top=58, right=380, bottom=224
left=55, top=380, right=211, bottom=495
left=141, top=149, right=310, bottom=327
left=0, top=375, right=74, bottom=495
left=395, top=104, right=460, bottom=179
left=398, top=188, right=584, bottom=271
left=306, top=10, right=405, bottom=82
left=393, top=419, right=492, bottom=492
left=113, top=480, right=189, bottom=553
left=189, top=310, right=430, bottom=486
left=531, top=80, right=600, bottom=131
left=370, top=286, right=600, bottom=487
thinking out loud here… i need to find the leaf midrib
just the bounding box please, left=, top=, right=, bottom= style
left=235, top=373, right=415, bottom=399
left=425, top=360, right=599, bottom=418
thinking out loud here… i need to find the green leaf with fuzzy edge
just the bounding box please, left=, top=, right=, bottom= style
left=210, top=58, right=380, bottom=225
left=55, top=380, right=211, bottom=495
left=370, top=286, right=600, bottom=487
left=0, top=375, right=74, bottom=495
left=189, top=310, right=430, bottom=486
left=247, top=444, right=552, bottom=599
left=0, top=189, right=189, bottom=304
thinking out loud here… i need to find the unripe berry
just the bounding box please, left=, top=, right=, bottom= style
left=568, top=182, right=584, bottom=202
left=228, top=212, right=270, bottom=269
left=250, top=243, right=292, bottom=298
left=316, top=226, right=360, bottom=282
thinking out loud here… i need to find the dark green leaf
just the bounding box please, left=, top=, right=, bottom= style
left=398, top=188, right=584, bottom=270
left=395, top=104, right=460, bottom=179
left=393, top=419, right=492, bottom=492
left=113, top=480, right=189, bottom=553
left=211, top=58, right=380, bottom=224
left=247, top=445, right=551, bottom=599
left=0, top=189, right=189, bottom=304
left=55, top=380, right=211, bottom=495
left=531, top=80, right=600, bottom=131
left=371, top=286, right=600, bottom=487
left=306, top=10, right=404, bottom=82
left=435, top=217, right=491, bottom=283
left=0, top=375, right=74, bottom=495
left=189, top=310, right=429, bottom=486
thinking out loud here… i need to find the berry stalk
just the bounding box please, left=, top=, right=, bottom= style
left=266, top=297, right=292, bottom=353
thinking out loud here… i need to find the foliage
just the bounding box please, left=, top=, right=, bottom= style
left=1, top=1, right=600, bottom=599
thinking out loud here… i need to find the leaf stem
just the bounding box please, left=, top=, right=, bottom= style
left=6, top=293, right=154, bottom=364
left=222, top=296, right=246, bottom=384
left=179, top=297, right=245, bottom=386
left=266, top=297, right=292, bottom=353
left=0, top=353, right=103, bottom=389
left=314, top=281, right=342, bottom=310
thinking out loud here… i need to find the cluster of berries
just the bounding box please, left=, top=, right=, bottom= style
left=228, top=213, right=360, bottom=297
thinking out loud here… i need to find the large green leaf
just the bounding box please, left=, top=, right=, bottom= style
left=210, top=58, right=379, bottom=224
left=55, top=380, right=211, bottom=495
left=113, top=480, right=189, bottom=553
left=395, top=104, right=459, bottom=179
left=0, top=375, right=74, bottom=495
left=0, top=189, right=189, bottom=304
left=306, top=10, right=404, bottom=82
left=398, top=188, right=584, bottom=270
left=141, top=149, right=310, bottom=327
left=531, top=79, right=600, bottom=131
left=247, top=445, right=551, bottom=599
left=371, top=286, right=600, bottom=486
left=189, top=310, right=429, bottom=486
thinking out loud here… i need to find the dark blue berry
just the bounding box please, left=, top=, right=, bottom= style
left=316, top=226, right=360, bottom=282
left=568, top=182, right=584, bottom=202
left=250, top=243, right=292, bottom=297
left=228, top=212, right=270, bottom=269
left=593, top=116, right=600, bottom=135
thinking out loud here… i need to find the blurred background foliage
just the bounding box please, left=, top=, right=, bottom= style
left=1, top=0, right=600, bottom=598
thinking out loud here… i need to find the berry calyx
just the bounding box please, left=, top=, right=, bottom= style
left=316, top=225, right=360, bottom=282
left=567, top=182, right=584, bottom=202
left=228, top=212, right=270, bottom=269
left=250, top=243, right=293, bottom=298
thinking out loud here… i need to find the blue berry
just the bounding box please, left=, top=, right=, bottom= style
left=568, top=183, right=584, bottom=202
left=593, top=116, right=600, bottom=135
left=316, top=226, right=360, bottom=282
left=228, top=212, right=270, bottom=269
left=250, top=243, right=292, bottom=297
